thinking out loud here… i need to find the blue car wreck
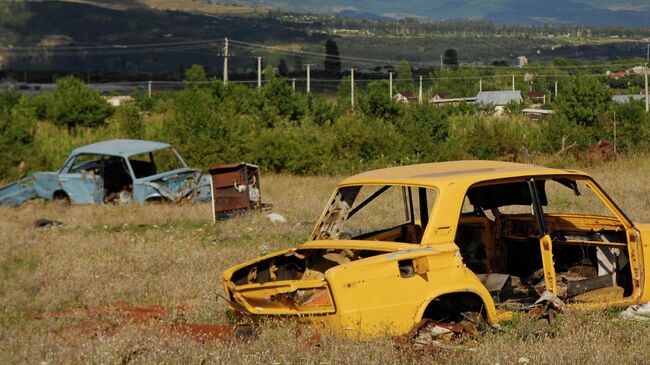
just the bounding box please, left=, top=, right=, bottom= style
left=0, top=139, right=212, bottom=207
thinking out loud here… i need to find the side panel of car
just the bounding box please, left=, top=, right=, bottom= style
left=132, top=182, right=160, bottom=203
left=57, top=172, right=104, bottom=204
left=325, top=248, right=495, bottom=337
left=32, top=172, right=61, bottom=199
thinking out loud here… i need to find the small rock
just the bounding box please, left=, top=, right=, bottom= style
left=266, top=213, right=287, bottom=223
left=518, top=357, right=530, bottom=364
left=258, top=244, right=269, bottom=255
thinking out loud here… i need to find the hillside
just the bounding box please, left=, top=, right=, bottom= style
left=227, top=0, right=650, bottom=26
left=1, top=1, right=648, bottom=79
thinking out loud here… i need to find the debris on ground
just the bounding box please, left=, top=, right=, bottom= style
left=620, top=302, right=650, bottom=321
left=395, top=319, right=478, bottom=351
left=34, top=219, right=63, bottom=228
left=266, top=213, right=287, bottom=223
left=525, top=291, right=564, bottom=323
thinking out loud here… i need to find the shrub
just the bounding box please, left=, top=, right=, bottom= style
left=555, top=77, right=612, bottom=126
left=46, top=76, right=113, bottom=128
left=445, top=115, right=543, bottom=160
left=0, top=98, right=37, bottom=180
left=0, top=87, right=21, bottom=113
left=112, top=103, right=145, bottom=139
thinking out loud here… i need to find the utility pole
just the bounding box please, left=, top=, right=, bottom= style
left=223, top=37, right=229, bottom=85
left=148, top=80, right=152, bottom=98
left=440, top=54, right=444, bottom=70
left=306, top=64, right=311, bottom=94
left=643, top=62, right=650, bottom=113
left=479, top=78, right=483, bottom=93
left=512, top=74, right=515, bottom=91
left=292, top=78, right=296, bottom=92
left=350, top=68, right=355, bottom=109
left=554, top=81, right=558, bottom=102
left=418, top=75, right=423, bottom=105
left=389, top=72, right=393, bottom=99
left=257, top=57, right=262, bottom=89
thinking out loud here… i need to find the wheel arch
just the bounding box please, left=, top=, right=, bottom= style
left=415, top=288, right=496, bottom=324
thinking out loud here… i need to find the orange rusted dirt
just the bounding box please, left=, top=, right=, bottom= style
left=29, top=303, right=254, bottom=343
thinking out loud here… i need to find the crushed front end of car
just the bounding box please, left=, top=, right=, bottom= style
left=222, top=244, right=395, bottom=316
left=0, top=175, right=39, bottom=207
left=133, top=169, right=212, bottom=203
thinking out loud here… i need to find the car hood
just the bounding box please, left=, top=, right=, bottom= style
left=137, top=168, right=211, bottom=203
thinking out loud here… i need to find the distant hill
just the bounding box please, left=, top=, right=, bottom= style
left=1, top=0, right=648, bottom=80
left=225, top=0, right=650, bottom=26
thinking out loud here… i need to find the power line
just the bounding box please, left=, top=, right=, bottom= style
left=228, top=38, right=642, bottom=70
left=3, top=36, right=644, bottom=73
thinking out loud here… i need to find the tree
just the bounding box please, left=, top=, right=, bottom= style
left=263, top=77, right=301, bottom=120
left=361, top=80, right=399, bottom=119
left=0, top=97, right=36, bottom=180
left=278, top=59, right=289, bottom=77
left=0, top=87, right=21, bottom=113
left=46, top=76, right=112, bottom=128
left=324, top=38, right=341, bottom=76
left=264, top=65, right=276, bottom=82
left=556, top=77, right=612, bottom=126
left=443, top=49, right=459, bottom=70
left=395, top=60, right=413, bottom=92
left=184, top=64, right=207, bottom=86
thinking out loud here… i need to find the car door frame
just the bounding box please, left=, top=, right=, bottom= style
left=57, top=153, right=105, bottom=204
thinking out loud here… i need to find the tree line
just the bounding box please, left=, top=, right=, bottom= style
left=0, top=63, right=649, bottom=183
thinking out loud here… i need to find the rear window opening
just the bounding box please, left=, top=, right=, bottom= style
left=454, top=177, right=633, bottom=308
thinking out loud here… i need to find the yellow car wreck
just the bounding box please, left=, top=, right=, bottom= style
left=221, top=160, right=650, bottom=337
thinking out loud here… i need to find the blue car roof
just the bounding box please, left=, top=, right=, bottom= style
left=71, top=139, right=172, bottom=158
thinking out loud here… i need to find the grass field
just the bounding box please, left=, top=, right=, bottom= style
left=3, top=159, right=650, bottom=364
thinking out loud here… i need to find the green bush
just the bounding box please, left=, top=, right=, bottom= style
left=112, top=103, right=145, bottom=140
left=0, top=97, right=37, bottom=180
left=0, top=88, right=21, bottom=113
left=46, top=76, right=113, bottom=128
left=445, top=115, right=544, bottom=160
left=555, top=77, right=612, bottom=126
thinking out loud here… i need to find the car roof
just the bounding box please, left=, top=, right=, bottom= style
left=71, top=139, right=172, bottom=158
left=340, top=160, right=585, bottom=187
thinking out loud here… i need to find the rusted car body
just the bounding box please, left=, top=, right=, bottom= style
left=222, top=161, right=650, bottom=337
left=0, top=139, right=211, bottom=206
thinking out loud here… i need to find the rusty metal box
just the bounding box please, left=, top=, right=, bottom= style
left=208, top=163, right=266, bottom=221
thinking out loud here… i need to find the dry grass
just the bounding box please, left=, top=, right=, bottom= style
left=3, top=161, right=650, bottom=364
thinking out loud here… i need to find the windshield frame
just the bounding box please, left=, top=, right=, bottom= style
left=309, top=183, right=440, bottom=244
left=125, top=146, right=189, bottom=180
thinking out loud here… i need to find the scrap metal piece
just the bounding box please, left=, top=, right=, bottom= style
left=395, top=319, right=478, bottom=350
left=209, top=163, right=271, bottom=221
left=572, top=286, right=624, bottom=302
left=620, top=302, right=650, bottom=321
